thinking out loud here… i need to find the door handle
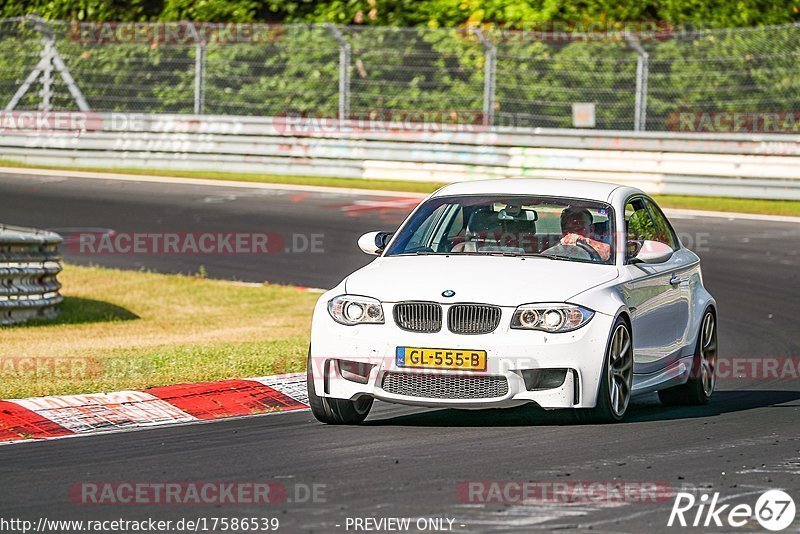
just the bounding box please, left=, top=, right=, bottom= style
left=669, top=275, right=682, bottom=287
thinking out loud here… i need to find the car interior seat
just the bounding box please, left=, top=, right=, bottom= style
left=451, top=208, right=536, bottom=253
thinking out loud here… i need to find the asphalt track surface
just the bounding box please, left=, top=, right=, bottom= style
left=0, top=172, right=799, bottom=533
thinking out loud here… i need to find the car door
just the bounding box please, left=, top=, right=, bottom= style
left=621, top=196, right=691, bottom=374
left=643, top=198, right=695, bottom=352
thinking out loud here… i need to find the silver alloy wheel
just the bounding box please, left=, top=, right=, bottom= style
left=700, top=313, right=718, bottom=397
left=608, top=324, right=634, bottom=416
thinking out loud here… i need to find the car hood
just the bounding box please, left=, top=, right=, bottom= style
left=344, top=255, right=619, bottom=306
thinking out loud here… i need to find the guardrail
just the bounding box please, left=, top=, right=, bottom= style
left=0, top=225, right=63, bottom=326
left=1, top=112, right=800, bottom=199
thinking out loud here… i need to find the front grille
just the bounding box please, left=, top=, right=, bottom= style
left=448, top=304, right=502, bottom=334
left=381, top=372, right=509, bottom=399
left=394, top=302, right=442, bottom=332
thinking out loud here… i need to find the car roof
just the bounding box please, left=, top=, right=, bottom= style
left=431, top=178, right=642, bottom=204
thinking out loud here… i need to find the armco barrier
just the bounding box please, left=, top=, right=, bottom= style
left=0, top=225, right=63, bottom=326
left=1, top=113, right=800, bottom=199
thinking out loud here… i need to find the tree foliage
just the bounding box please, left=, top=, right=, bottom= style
left=1, top=0, right=797, bottom=27
left=1, top=1, right=798, bottom=131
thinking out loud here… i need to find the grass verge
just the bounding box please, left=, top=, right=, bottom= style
left=649, top=195, right=800, bottom=217
left=1, top=160, right=799, bottom=216
left=0, top=264, right=317, bottom=399
left=0, top=160, right=447, bottom=194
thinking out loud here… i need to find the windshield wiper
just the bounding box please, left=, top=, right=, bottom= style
left=539, top=252, right=569, bottom=260
left=474, top=251, right=523, bottom=258
left=540, top=252, right=594, bottom=263
left=391, top=249, right=436, bottom=256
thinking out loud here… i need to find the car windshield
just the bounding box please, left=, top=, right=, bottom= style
left=385, top=195, right=615, bottom=264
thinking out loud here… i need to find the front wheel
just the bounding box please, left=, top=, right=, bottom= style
left=658, top=309, right=717, bottom=406
left=576, top=317, right=634, bottom=423
left=307, top=351, right=373, bottom=424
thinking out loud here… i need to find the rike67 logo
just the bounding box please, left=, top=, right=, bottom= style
left=668, top=489, right=796, bottom=531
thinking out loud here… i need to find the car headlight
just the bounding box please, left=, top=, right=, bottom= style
left=511, top=304, right=594, bottom=332
left=328, top=295, right=385, bottom=325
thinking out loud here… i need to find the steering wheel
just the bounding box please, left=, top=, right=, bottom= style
left=542, top=241, right=602, bottom=262
left=575, top=239, right=602, bottom=262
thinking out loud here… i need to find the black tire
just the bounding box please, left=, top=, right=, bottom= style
left=576, top=316, right=633, bottom=424
left=658, top=309, right=717, bottom=406
left=306, top=351, right=373, bottom=425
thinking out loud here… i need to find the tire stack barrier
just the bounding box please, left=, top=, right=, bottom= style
left=0, top=225, right=63, bottom=326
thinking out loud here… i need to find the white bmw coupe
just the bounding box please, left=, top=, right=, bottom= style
left=308, top=179, right=717, bottom=424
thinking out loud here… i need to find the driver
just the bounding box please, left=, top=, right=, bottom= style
left=559, top=207, right=611, bottom=261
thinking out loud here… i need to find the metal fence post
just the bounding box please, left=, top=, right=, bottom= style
left=188, top=23, right=206, bottom=114
left=194, top=42, right=206, bottom=114
left=326, top=24, right=351, bottom=122
left=473, top=28, right=496, bottom=128
left=625, top=33, right=649, bottom=131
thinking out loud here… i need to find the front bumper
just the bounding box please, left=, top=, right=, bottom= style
left=310, top=301, right=614, bottom=409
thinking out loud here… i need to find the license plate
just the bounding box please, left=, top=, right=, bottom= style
left=396, top=347, right=487, bottom=371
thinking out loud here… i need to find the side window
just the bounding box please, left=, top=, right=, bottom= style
left=644, top=199, right=679, bottom=250
left=624, top=198, right=655, bottom=242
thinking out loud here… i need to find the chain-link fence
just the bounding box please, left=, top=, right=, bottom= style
left=2, top=16, right=800, bottom=132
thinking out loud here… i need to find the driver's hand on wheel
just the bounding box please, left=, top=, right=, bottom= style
left=561, top=233, right=611, bottom=261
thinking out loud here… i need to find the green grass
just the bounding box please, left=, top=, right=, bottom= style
left=2, top=159, right=799, bottom=216
left=650, top=195, right=800, bottom=217
left=0, top=264, right=317, bottom=399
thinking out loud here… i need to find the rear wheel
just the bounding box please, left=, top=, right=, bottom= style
left=577, top=317, right=633, bottom=423
left=658, top=309, right=717, bottom=406
left=307, top=351, right=373, bottom=424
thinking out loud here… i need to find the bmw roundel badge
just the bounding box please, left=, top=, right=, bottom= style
left=442, top=290, right=455, bottom=298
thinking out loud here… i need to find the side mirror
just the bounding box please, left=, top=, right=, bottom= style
left=358, top=231, right=392, bottom=255
left=631, top=240, right=673, bottom=264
